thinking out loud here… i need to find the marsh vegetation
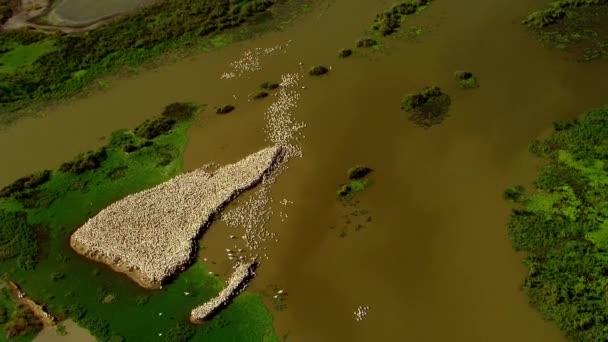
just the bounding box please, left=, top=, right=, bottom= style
left=0, top=0, right=280, bottom=116
left=0, top=105, right=277, bottom=341
left=401, top=86, right=451, bottom=128
left=454, top=70, right=479, bottom=89
left=505, top=108, right=608, bottom=341
left=308, top=65, right=329, bottom=76
left=371, top=0, right=430, bottom=36
left=524, top=0, right=608, bottom=61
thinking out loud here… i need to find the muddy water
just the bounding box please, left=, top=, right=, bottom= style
left=2, top=0, right=608, bottom=341
left=33, top=320, right=94, bottom=342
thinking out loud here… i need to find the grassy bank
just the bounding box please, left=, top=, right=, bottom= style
left=505, top=107, right=608, bottom=341
left=0, top=0, right=302, bottom=122
left=523, top=0, right=608, bottom=61
left=0, top=103, right=277, bottom=342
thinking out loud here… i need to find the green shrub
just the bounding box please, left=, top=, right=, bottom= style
left=253, top=91, right=269, bottom=99
left=308, top=65, right=329, bottom=76
left=260, top=81, right=279, bottom=90
left=401, top=86, right=451, bottom=128
left=51, top=272, right=66, bottom=281
left=356, top=38, right=378, bottom=48
left=160, top=102, right=197, bottom=121
left=454, top=70, right=479, bottom=89
left=216, top=104, right=235, bottom=114
left=134, top=117, right=176, bottom=139
left=347, top=166, right=373, bottom=180
left=338, top=48, right=352, bottom=58
left=0, top=0, right=279, bottom=114
left=0, top=170, right=51, bottom=198
left=0, top=304, right=7, bottom=324
left=165, top=323, right=195, bottom=342
left=0, top=209, right=38, bottom=269
left=59, top=148, right=107, bottom=174
left=371, top=0, right=430, bottom=36
left=4, top=304, right=42, bottom=339
left=505, top=107, right=608, bottom=341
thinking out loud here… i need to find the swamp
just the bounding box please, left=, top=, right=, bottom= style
left=1, top=0, right=608, bottom=341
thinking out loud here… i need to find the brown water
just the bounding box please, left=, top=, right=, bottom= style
left=2, top=0, right=608, bottom=341
left=33, top=320, right=94, bottom=342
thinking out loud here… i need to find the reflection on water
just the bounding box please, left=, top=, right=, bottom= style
left=2, top=0, right=608, bottom=340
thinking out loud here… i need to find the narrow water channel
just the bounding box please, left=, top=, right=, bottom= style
left=2, top=0, right=608, bottom=341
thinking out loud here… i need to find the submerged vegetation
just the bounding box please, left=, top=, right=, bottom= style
left=308, top=65, right=329, bottom=76
left=355, top=38, right=378, bottom=48
left=253, top=91, right=269, bottom=99
left=0, top=104, right=277, bottom=341
left=216, top=104, right=235, bottom=114
left=506, top=108, right=608, bottom=341
left=523, top=0, right=608, bottom=61
left=0, top=0, right=281, bottom=117
left=260, top=81, right=279, bottom=90
left=454, top=70, right=479, bottom=89
left=338, top=48, right=352, bottom=58
left=401, top=86, right=451, bottom=128
left=371, top=0, right=430, bottom=36
left=337, top=165, right=373, bottom=199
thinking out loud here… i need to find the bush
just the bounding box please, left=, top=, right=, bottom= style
left=0, top=304, right=7, bottom=324
left=454, top=70, right=479, bottom=89
left=253, top=91, right=269, bottom=99
left=371, top=0, right=430, bottom=36
left=165, top=323, right=195, bottom=342
left=216, top=105, right=235, bottom=114
left=160, top=102, right=196, bottom=121
left=338, top=48, right=352, bottom=58
left=260, top=81, right=279, bottom=90
left=134, top=117, right=177, bottom=139
left=356, top=38, right=378, bottom=48
left=0, top=209, right=38, bottom=269
left=59, top=148, right=107, bottom=174
left=401, top=86, right=451, bottom=128
left=0, top=0, right=280, bottom=114
left=308, top=65, right=329, bottom=76
left=505, top=107, right=608, bottom=341
left=347, top=166, right=373, bottom=180
left=50, top=272, right=66, bottom=281
left=0, top=170, right=51, bottom=198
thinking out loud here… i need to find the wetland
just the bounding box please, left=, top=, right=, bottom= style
left=1, top=0, right=608, bottom=341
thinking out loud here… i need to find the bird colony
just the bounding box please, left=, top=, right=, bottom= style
left=220, top=41, right=290, bottom=79
left=190, top=260, right=258, bottom=323
left=70, top=145, right=282, bottom=288
left=222, top=72, right=305, bottom=253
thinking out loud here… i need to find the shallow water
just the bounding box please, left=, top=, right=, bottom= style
left=3, top=0, right=608, bottom=341
left=33, top=320, right=94, bottom=342
left=49, top=0, right=149, bottom=26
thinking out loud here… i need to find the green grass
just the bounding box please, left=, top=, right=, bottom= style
left=0, top=40, right=57, bottom=74
left=506, top=107, right=608, bottom=341
left=0, top=105, right=277, bottom=342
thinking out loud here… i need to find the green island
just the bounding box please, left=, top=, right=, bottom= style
left=505, top=108, right=608, bottom=341
left=523, top=0, right=608, bottom=61
left=0, top=103, right=277, bottom=341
